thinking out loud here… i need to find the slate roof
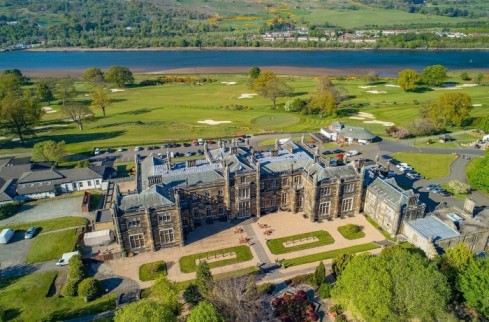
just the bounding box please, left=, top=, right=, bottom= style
left=338, top=126, right=376, bottom=140
left=0, top=179, right=17, bottom=203
left=0, top=160, right=53, bottom=181
left=18, top=170, right=64, bottom=183
left=407, top=216, right=460, bottom=242
left=58, top=167, right=104, bottom=182
left=368, top=177, right=414, bottom=209
left=305, top=163, right=359, bottom=182
left=120, top=184, right=174, bottom=211
left=17, top=181, right=57, bottom=195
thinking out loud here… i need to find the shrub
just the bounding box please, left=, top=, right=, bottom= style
left=386, top=126, right=411, bottom=139
left=61, top=279, right=78, bottom=297
left=68, top=255, right=86, bottom=282
left=289, top=273, right=314, bottom=286
left=344, top=224, right=361, bottom=235
left=257, top=282, right=275, bottom=295
left=0, top=202, right=21, bottom=220
left=313, top=261, right=326, bottom=287
left=408, top=119, right=441, bottom=136
left=317, top=283, right=332, bottom=299
left=78, top=277, right=102, bottom=301
left=183, top=283, right=203, bottom=306
left=448, top=180, right=471, bottom=195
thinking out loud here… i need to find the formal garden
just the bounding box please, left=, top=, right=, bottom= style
left=179, top=245, right=253, bottom=273
left=266, top=230, right=335, bottom=255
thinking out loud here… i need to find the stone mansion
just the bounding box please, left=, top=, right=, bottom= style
left=106, top=139, right=365, bottom=253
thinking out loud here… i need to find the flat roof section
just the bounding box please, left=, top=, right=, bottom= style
left=407, top=216, right=460, bottom=242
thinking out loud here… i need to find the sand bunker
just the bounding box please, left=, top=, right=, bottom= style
left=198, top=120, right=232, bottom=125
left=11, top=138, right=20, bottom=142
left=238, top=93, right=258, bottom=99
left=438, top=83, right=479, bottom=90
left=359, top=85, right=377, bottom=89
left=34, top=124, right=68, bottom=130
left=460, top=84, right=478, bottom=87
left=473, top=103, right=482, bottom=107
left=221, top=81, right=237, bottom=85
left=349, top=116, right=365, bottom=120
left=364, top=120, right=395, bottom=126
left=385, top=84, right=400, bottom=88
left=42, top=106, right=57, bottom=114
left=110, top=89, right=125, bottom=93
left=366, top=90, right=387, bottom=94
left=358, top=112, right=375, bottom=118
left=0, top=136, right=6, bottom=140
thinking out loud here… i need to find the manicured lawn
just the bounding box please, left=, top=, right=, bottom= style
left=266, top=230, right=335, bottom=255
left=0, top=216, right=87, bottom=233
left=139, top=261, right=167, bottom=282
left=179, top=245, right=253, bottom=273
left=337, top=225, right=366, bottom=240
left=365, top=216, right=396, bottom=242
left=26, top=229, right=79, bottom=263
left=282, top=243, right=380, bottom=268
left=0, top=271, right=115, bottom=321
left=391, top=152, right=457, bottom=179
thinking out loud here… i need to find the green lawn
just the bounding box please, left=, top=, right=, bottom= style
left=89, top=191, right=104, bottom=211
left=282, top=242, right=380, bottom=268
left=2, top=73, right=488, bottom=155
left=139, top=261, right=167, bottom=282
left=365, top=216, right=396, bottom=242
left=391, top=152, right=457, bottom=179
left=0, top=271, right=115, bottom=321
left=26, top=229, right=79, bottom=263
left=0, top=216, right=87, bottom=233
left=179, top=245, right=253, bottom=273
left=337, top=225, right=366, bottom=240
left=258, top=136, right=304, bottom=147
left=266, top=230, right=335, bottom=255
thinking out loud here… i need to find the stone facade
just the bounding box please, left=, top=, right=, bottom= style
left=108, top=140, right=365, bottom=253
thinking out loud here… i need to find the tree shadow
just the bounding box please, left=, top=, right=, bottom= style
left=0, top=264, right=37, bottom=280
left=100, top=277, right=123, bottom=293
left=289, top=92, right=308, bottom=97
left=3, top=308, right=21, bottom=320
left=336, top=107, right=359, bottom=117
left=118, top=108, right=153, bottom=116
left=411, top=87, right=433, bottom=93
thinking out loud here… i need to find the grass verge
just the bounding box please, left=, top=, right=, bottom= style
left=179, top=245, right=253, bottom=273
left=26, top=229, right=79, bottom=263
left=391, top=152, right=457, bottom=179
left=282, top=242, right=380, bottom=268
left=139, top=261, right=167, bottom=282
left=439, top=183, right=471, bottom=200
left=365, top=216, right=396, bottom=242
left=337, top=225, right=366, bottom=240
left=266, top=230, right=335, bottom=255
left=0, top=216, right=87, bottom=233
left=0, top=271, right=115, bottom=321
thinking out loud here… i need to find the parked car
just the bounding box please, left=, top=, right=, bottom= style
left=440, top=191, right=452, bottom=197
left=197, top=149, right=203, bottom=155
left=106, top=147, right=114, bottom=153
left=134, top=146, right=142, bottom=152
left=24, top=226, right=38, bottom=239
left=183, top=143, right=191, bottom=147
left=0, top=228, right=14, bottom=244
left=426, top=184, right=440, bottom=191
left=333, top=149, right=344, bottom=154
left=207, top=140, right=216, bottom=145
left=185, top=151, right=193, bottom=157
left=432, top=187, right=444, bottom=194
left=93, top=147, right=101, bottom=155
left=346, top=150, right=359, bottom=157
left=173, top=143, right=182, bottom=148
left=117, top=147, right=125, bottom=152
left=381, top=154, right=391, bottom=159
left=406, top=172, right=421, bottom=180
left=323, top=150, right=333, bottom=155
left=162, top=144, right=169, bottom=149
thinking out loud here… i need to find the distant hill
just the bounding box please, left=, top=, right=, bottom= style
left=0, top=0, right=487, bottom=50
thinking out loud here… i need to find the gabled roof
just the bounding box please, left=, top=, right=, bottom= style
left=0, top=179, right=17, bottom=202
left=305, top=162, right=359, bottom=182
left=58, top=167, right=104, bottom=182
left=338, top=126, right=376, bottom=140
left=18, top=169, right=64, bottom=183
left=368, top=177, right=414, bottom=209
left=120, top=184, right=175, bottom=211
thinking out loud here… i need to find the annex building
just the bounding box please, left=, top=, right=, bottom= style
left=106, top=139, right=365, bottom=253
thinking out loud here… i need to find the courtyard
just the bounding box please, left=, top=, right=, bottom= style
left=107, top=211, right=386, bottom=288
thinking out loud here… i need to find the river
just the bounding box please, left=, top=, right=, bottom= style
left=0, top=49, right=487, bottom=74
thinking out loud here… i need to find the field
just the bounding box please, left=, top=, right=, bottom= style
left=0, top=216, right=87, bottom=233
left=0, top=271, right=115, bottom=321
left=391, top=152, right=457, bottom=179
left=1, top=72, right=489, bottom=154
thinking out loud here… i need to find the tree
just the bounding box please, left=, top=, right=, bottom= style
left=467, top=153, right=489, bottom=193
left=83, top=67, right=105, bottom=84
left=36, top=82, right=55, bottom=105
left=253, top=71, right=292, bottom=109
left=68, top=255, right=86, bottom=282
left=332, top=253, right=354, bottom=278
left=448, top=180, right=471, bottom=195
left=332, top=249, right=451, bottom=322
left=313, top=261, right=325, bottom=287
left=3, top=69, right=27, bottom=84
left=0, top=72, right=23, bottom=99
left=308, top=92, right=337, bottom=117
left=149, top=276, right=180, bottom=313
left=196, top=261, right=213, bottom=296
left=78, top=278, right=102, bottom=301
left=427, top=92, right=472, bottom=127
left=32, top=140, right=66, bottom=164
left=476, top=116, right=489, bottom=133
left=187, top=301, right=224, bottom=322
left=408, top=118, right=441, bottom=136
left=0, top=92, right=42, bottom=143
left=183, top=283, right=203, bottom=306
left=104, top=66, right=134, bottom=87
left=460, top=72, right=471, bottom=81
left=57, top=77, right=77, bottom=105
left=458, top=258, right=489, bottom=318
left=397, top=69, right=420, bottom=92
left=316, top=75, right=334, bottom=93
left=61, top=279, right=78, bottom=297
left=62, top=103, right=92, bottom=131
left=248, top=66, right=261, bottom=79
left=422, top=64, right=449, bottom=87
left=91, top=87, right=112, bottom=116
left=476, top=73, right=484, bottom=85
left=363, top=72, right=380, bottom=85
left=114, top=300, right=177, bottom=322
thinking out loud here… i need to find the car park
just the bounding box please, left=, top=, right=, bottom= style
left=426, top=184, right=439, bottom=191
left=173, top=143, right=182, bottom=148
left=346, top=150, right=359, bottom=157
left=106, top=147, right=114, bottom=153
left=24, top=227, right=38, bottom=239
left=406, top=172, right=421, bottom=180
left=185, top=151, right=193, bottom=157
left=440, top=191, right=452, bottom=197
left=162, top=144, right=169, bottom=149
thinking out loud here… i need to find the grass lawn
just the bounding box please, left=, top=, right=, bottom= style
left=440, top=183, right=471, bottom=200
left=89, top=190, right=104, bottom=211
left=26, top=229, right=79, bottom=263
left=282, top=242, right=380, bottom=268
left=0, top=271, right=115, bottom=321
left=337, top=225, right=366, bottom=240
left=391, top=152, right=457, bottom=179
left=139, top=261, right=167, bottom=282
left=266, top=230, right=335, bottom=255
left=0, top=216, right=87, bottom=233
left=179, top=245, right=253, bottom=273
left=365, top=216, right=396, bottom=242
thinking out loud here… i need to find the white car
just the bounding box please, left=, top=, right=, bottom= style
left=398, top=166, right=413, bottom=173
left=346, top=150, right=359, bottom=157
left=134, top=146, right=142, bottom=152
left=94, top=148, right=101, bottom=155
left=117, top=147, right=124, bottom=152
